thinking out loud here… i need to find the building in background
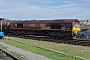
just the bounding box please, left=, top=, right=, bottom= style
left=80, top=20, right=90, bottom=32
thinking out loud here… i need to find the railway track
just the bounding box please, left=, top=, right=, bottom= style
left=0, top=49, right=19, bottom=60
left=12, top=35, right=90, bottom=46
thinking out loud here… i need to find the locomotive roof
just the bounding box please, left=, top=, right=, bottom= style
left=10, top=19, right=79, bottom=24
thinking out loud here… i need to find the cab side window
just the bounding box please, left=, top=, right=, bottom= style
left=65, top=23, right=72, bottom=30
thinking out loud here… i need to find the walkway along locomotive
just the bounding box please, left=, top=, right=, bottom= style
left=8, top=19, right=81, bottom=39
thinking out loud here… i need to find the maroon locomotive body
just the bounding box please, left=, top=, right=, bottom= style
left=9, top=19, right=78, bottom=30
left=8, top=19, right=80, bottom=39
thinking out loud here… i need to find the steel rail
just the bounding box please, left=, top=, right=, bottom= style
left=0, top=49, right=19, bottom=60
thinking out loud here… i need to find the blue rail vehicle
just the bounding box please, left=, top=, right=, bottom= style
left=0, top=32, right=4, bottom=38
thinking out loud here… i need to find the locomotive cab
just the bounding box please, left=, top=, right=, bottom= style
left=72, top=20, right=81, bottom=38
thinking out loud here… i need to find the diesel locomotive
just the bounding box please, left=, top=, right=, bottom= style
left=5, top=19, right=80, bottom=39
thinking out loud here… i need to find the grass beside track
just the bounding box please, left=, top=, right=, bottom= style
left=5, top=37, right=90, bottom=59
left=0, top=43, right=7, bottom=49
left=9, top=51, right=28, bottom=60
left=1, top=38, right=81, bottom=60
